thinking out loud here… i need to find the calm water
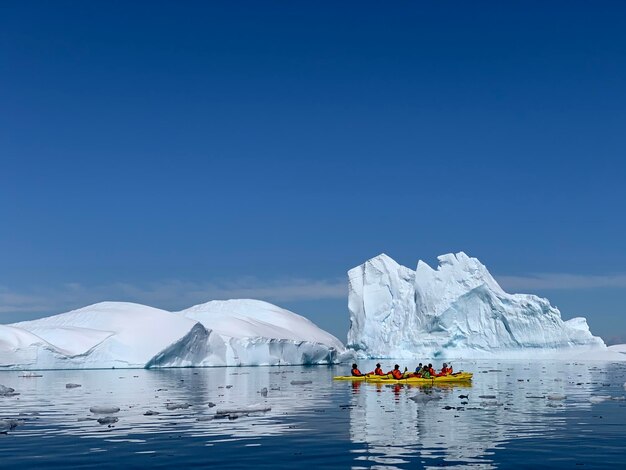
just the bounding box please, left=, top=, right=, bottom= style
left=1, top=360, right=625, bottom=469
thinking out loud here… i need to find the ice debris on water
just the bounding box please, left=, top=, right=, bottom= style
left=143, top=410, right=159, bottom=416
left=589, top=396, right=611, bottom=404
left=97, top=417, right=118, bottom=425
left=0, top=419, right=23, bottom=433
left=547, top=394, right=566, bottom=401
left=19, top=372, right=42, bottom=378
left=90, top=406, right=120, bottom=414
left=65, top=383, right=81, bottom=389
left=0, top=385, right=19, bottom=397
left=214, top=404, right=271, bottom=420
left=260, top=387, right=268, bottom=397
left=165, top=403, right=191, bottom=410
left=290, top=380, right=312, bottom=385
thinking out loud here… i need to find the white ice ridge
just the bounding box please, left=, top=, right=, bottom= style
left=347, top=252, right=615, bottom=359
left=1, top=300, right=347, bottom=370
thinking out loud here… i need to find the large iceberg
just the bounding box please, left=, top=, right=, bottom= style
left=347, top=252, right=607, bottom=359
left=1, top=300, right=346, bottom=370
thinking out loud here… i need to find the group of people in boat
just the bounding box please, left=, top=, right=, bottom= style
left=351, top=362, right=453, bottom=379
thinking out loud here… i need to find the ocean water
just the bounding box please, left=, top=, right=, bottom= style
left=1, top=360, right=625, bottom=469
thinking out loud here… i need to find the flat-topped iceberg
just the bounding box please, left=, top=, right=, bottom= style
left=347, top=252, right=609, bottom=359
left=1, top=300, right=346, bottom=370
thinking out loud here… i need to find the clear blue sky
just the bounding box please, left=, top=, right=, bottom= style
left=1, top=1, right=625, bottom=343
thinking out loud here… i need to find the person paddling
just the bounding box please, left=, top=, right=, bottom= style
left=387, top=364, right=403, bottom=380
left=351, top=363, right=364, bottom=377
left=438, top=363, right=453, bottom=376
left=368, top=363, right=384, bottom=376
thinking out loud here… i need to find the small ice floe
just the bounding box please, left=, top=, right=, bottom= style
left=0, top=385, right=19, bottom=397
left=89, top=406, right=120, bottom=414
left=611, top=396, right=625, bottom=401
left=225, top=385, right=233, bottom=389
left=143, top=410, right=159, bottom=416
left=589, top=395, right=611, bottom=404
left=478, top=395, right=496, bottom=399
left=623, top=382, right=626, bottom=390
left=196, top=416, right=214, bottom=422
left=458, top=394, right=469, bottom=399
left=481, top=401, right=503, bottom=407
left=208, top=402, right=216, bottom=408
left=66, top=383, right=82, bottom=389
left=165, top=403, right=191, bottom=411
left=409, top=394, right=442, bottom=404
left=214, top=404, right=271, bottom=420
left=19, top=372, right=42, bottom=378
left=290, top=380, right=312, bottom=385
left=547, top=394, right=566, bottom=401
left=0, top=419, right=23, bottom=433
left=97, top=417, right=118, bottom=425
left=260, top=387, right=268, bottom=397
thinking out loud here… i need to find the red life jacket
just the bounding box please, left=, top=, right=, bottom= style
left=391, top=369, right=403, bottom=380
left=374, top=367, right=384, bottom=375
left=351, top=368, right=362, bottom=376
left=429, top=367, right=435, bottom=376
left=440, top=367, right=450, bottom=375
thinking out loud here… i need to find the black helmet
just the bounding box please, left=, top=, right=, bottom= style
left=352, top=363, right=357, bottom=369
left=394, top=364, right=400, bottom=369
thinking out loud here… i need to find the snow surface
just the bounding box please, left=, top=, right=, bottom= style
left=179, top=299, right=346, bottom=366
left=1, top=300, right=346, bottom=370
left=347, top=252, right=620, bottom=359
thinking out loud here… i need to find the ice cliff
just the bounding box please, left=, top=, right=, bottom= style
left=1, top=300, right=346, bottom=370
left=347, top=252, right=606, bottom=358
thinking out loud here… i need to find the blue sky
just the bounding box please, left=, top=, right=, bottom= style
left=1, top=1, right=625, bottom=343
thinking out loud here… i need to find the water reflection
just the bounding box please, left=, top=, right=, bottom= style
left=1, top=361, right=624, bottom=468
left=348, top=360, right=606, bottom=469
left=0, top=366, right=331, bottom=442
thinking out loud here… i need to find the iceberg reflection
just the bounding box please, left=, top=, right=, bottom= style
left=348, top=360, right=600, bottom=468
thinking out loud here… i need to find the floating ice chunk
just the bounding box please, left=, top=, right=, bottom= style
left=290, top=380, right=312, bottom=385
left=214, top=404, right=271, bottom=419
left=143, top=410, right=159, bottom=416
left=260, top=387, right=268, bottom=397
left=589, top=395, right=611, bottom=404
left=65, top=383, right=81, bottom=389
left=196, top=416, right=214, bottom=421
left=0, top=419, right=22, bottom=433
left=19, top=372, right=42, bottom=378
left=0, top=384, right=16, bottom=396
left=89, top=406, right=120, bottom=414
left=547, top=394, right=566, bottom=401
left=97, top=417, right=118, bottom=425
left=165, top=403, right=191, bottom=410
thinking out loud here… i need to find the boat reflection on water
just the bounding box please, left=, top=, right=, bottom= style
left=347, top=360, right=599, bottom=469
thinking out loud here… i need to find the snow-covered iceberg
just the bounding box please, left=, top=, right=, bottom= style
left=347, top=252, right=608, bottom=359
left=1, top=300, right=346, bottom=370
left=179, top=299, right=346, bottom=366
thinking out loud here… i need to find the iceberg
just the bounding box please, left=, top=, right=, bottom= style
left=347, top=252, right=609, bottom=359
left=178, top=299, right=346, bottom=366
left=1, top=300, right=346, bottom=370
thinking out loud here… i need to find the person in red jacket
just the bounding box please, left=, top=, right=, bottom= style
left=387, top=364, right=403, bottom=380
left=437, top=363, right=453, bottom=376
left=368, top=363, right=384, bottom=376
left=351, top=363, right=364, bottom=377
left=428, top=363, right=436, bottom=377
